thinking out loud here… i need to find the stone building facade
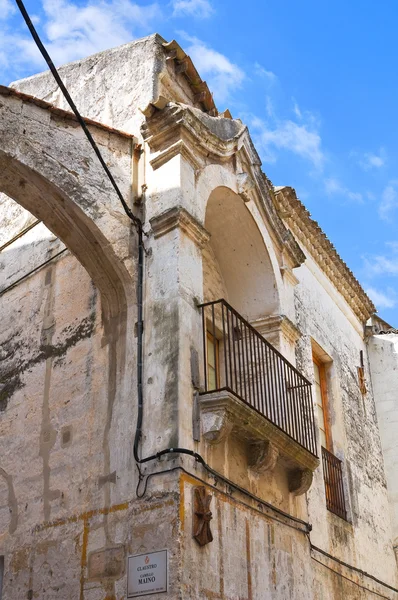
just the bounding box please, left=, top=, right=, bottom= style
left=0, top=33, right=397, bottom=599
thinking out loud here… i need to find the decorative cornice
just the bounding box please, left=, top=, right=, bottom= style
left=150, top=206, right=210, bottom=248
left=274, top=186, right=376, bottom=323
left=149, top=139, right=202, bottom=172
left=280, top=265, right=300, bottom=287
left=141, top=103, right=245, bottom=167
left=252, top=314, right=301, bottom=345
left=162, top=40, right=219, bottom=117
left=142, top=102, right=306, bottom=271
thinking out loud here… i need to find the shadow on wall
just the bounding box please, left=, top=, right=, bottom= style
left=203, top=186, right=279, bottom=321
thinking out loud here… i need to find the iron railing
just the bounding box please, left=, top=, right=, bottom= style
left=321, top=446, right=347, bottom=520
left=199, top=299, right=317, bottom=456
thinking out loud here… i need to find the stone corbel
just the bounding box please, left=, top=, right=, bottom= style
left=150, top=207, right=210, bottom=249
left=251, top=314, right=301, bottom=356
left=288, top=468, right=313, bottom=496
left=237, top=172, right=255, bottom=202
left=248, top=440, right=279, bottom=473
left=201, top=408, right=232, bottom=444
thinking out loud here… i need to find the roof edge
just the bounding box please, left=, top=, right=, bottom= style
left=0, top=85, right=134, bottom=139
left=274, top=186, right=376, bottom=323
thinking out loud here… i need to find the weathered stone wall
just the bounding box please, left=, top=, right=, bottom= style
left=202, top=243, right=228, bottom=305
left=369, top=333, right=398, bottom=554
left=293, top=247, right=397, bottom=586
left=1, top=33, right=397, bottom=600
left=0, top=197, right=183, bottom=599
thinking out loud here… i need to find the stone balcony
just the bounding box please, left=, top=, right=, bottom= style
left=198, top=299, right=320, bottom=495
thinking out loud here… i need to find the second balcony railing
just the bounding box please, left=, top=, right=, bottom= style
left=199, top=299, right=317, bottom=457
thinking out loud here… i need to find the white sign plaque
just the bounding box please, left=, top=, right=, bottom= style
left=127, top=550, right=168, bottom=597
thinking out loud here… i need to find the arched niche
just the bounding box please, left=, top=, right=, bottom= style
left=203, top=186, right=279, bottom=321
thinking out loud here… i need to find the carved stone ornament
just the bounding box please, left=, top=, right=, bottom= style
left=248, top=440, right=279, bottom=473
left=193, top=486, right=213, bottom=546
left=237, top=172, right=255, bottom=202
left=201, top=408, right=232, bottom=444
left=288, top=468, right=313, bottom=496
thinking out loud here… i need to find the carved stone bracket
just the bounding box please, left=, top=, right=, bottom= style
left=150, top=206, right=210, bottom=249
left=237, top=172, right=255, bottom=202
left=248, top=440, right=279, bottom=473
left=199, top=391, right=319, bottom=475
left=288, top=468, right=313, bottom=496
left=201, top=407, right=232, bottom=444
left=193, top=486, right=213, bottom=546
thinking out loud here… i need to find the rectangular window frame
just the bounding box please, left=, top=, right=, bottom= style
left=206, top=330, right=220, bottom=391
left=313, top=354, right=332, bottom=452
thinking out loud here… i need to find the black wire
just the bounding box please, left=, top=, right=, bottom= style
left=136, top=451, right=311, bottom=529
left=0, top=248, right=67, bottom=297
left=310, top=543, right=398, bottom=594
left=13, top=1, right=340, bottom=545
left=310, top=556, right=393, bottom=599
left=136, top=465, right=310, bottom=534
left=14, top=0, right=141, bottom=232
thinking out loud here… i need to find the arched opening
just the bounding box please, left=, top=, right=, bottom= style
left=0, top=140, right=136, bottom=593
left=203, top=186, right=279, bottom=320
left=0, top=151, right=131, bottom=324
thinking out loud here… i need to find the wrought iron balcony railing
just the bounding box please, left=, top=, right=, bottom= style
left=199, top=299, right=317, bottom=457
left=321, top=446, right=347, bottom=520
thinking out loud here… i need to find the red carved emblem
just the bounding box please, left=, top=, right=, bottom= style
left=193, top=486, right=213, bottom=546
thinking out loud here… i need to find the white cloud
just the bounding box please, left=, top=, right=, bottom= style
left=379, top=182, right=398, bottom=220
left=180, top=34, right=245, bottom=103
left=292, top=99, right=302, bottom=120
left=360, top=148, right=386, bottom=170
left=324, top=177, right=363, bottom=203
left=0, top=0, right=161, bottom=76
left=265, top=96, right=274, bottom=118
left=363, top=242, right=398, bottom=277
left=171, top=0, right=214, bottom=18
left=365, top=286, right=397, bottom=309
left=254, top=63, right=277, bottom=82
left=0, top=0, right=15, bottom=20
left=367, top=257, right=398, bottom=277
left=251, top=115, right=324, bottom=168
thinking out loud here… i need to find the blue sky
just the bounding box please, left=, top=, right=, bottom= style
left=1, top=0, right=398, bottom=325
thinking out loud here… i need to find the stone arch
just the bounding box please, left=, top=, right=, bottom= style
left=0, top=93, right=138, bottom=538
left=0, top=92, right=136, bottom=327
left=0, top=154, right=130, bottom=326
left=203, top=185, right=280, bottom=321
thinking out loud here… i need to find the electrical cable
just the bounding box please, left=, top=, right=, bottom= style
left=14, top=11, right=398, bottom=597
left=14, top=0, right=141, bottom=232
left=310, top=543, right=398, bottom=595
left=310, top=555, right=394, bottom=600
left=0, top=219, right=40, bottom=252
left=0, top=248, right=68, bottom=297
left=15, top=0, right=313, bottom=529
left=136, top=464, right=310, bottom=533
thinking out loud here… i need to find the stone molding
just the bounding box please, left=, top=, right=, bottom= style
left=237, top=172, right=255, bottom=203
left=142, top=102, right=306, bottom=271
left=199, top=390, right=319, bottom=478
left=274, top=186, right=376, bottom=323
left=251, top=314, right=301, bottom=347
left=150, top=206, right=210, bottom=249
left=280, top=263, right=300, bottom=287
